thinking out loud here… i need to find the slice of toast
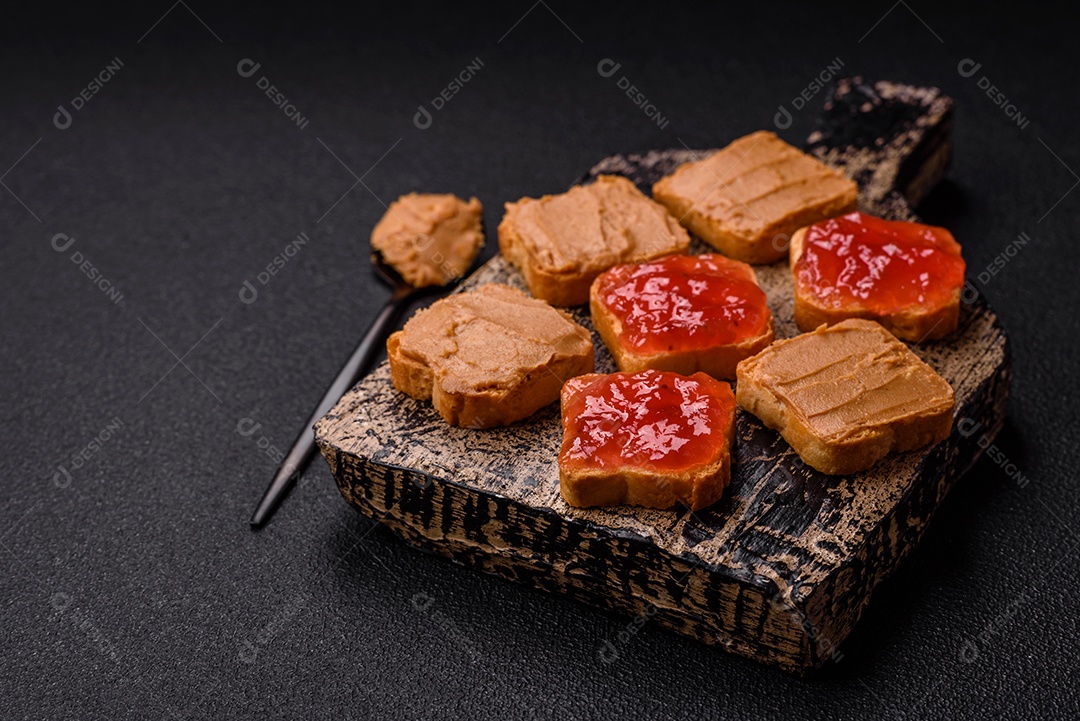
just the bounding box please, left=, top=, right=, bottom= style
left=589, top=254, right=774, bottom=380
left=735, top=319, right=954, bottom=475
left=497, top=175, right=690, bottom=306
left=387, top=284, right=594, bottom=428
left=652, top=130, right=857, bottom=264
left=790, top=213, right=965, bottom=342
left=559, top=370, right=736, bottom=510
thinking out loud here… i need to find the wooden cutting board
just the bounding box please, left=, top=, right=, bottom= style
left=315, top=79, right=1009, bottom=674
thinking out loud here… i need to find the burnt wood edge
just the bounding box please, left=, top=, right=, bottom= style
left=896, top=110, right=954, bottom=207
left=315, top=314, right=1009, bottom=674
left=317, top=440, right=814, bottom=672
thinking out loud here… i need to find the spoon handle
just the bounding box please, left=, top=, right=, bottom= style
left=250, top=294, right=409, bottom=528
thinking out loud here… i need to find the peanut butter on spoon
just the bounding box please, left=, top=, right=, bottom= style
left=371, top=193, right=484, bottom=288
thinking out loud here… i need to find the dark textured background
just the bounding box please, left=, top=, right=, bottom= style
left=2, top=2, right=1077, bottom=719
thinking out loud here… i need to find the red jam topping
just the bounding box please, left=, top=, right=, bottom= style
left=560, top=370, right=735, bottom=472
left=794, top=212, right=966, bottom=312
left=595, top=254, right=770, bottom=353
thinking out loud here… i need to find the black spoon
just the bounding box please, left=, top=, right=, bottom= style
left=249, top=252, right=436, bottom=528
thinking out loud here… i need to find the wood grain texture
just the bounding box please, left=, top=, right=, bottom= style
left=315, top=81, right=1009, bottom=674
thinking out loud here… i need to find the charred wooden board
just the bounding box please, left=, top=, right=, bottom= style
left=315, top=79, right=1009, bottom=674
left=805, top=76, right=954, bottom=215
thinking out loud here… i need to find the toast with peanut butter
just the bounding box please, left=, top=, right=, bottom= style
left=735, top=319, right=954, bottom=475
left=387, top=284, right=594, bottom=428
left=498, top=175, right=690, bottom=306
left=652, top=131, right=857, bottom=264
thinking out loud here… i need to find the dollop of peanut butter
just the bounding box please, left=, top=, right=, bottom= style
left=371, top=193, right=484, bottom=288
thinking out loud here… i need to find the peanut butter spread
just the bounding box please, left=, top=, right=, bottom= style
left=655, top=131, right=857, bottom=242
left=396, top=284, right=592, bottom=394
left=741, top=319, right=953, bottom=441
left=502, top=175, right=689, bottom=274
left=371, top=193, right=484, bottom=288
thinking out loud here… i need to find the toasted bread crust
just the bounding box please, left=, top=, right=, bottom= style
left=387, top=331, right=434, bottom=400
left=559, top=449, right=731, bottom=511
left=588, top=264, right=775, bottom=380
left=558, top=373, right=734, bottom=510
left=790, top=227, right=961, bottom=342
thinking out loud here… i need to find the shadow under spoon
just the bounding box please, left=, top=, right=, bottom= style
left=249, top=252, right=439, bottom=528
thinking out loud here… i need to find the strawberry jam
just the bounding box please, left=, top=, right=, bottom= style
left=794, top=212, right=965, bottom=313
left=559, top=370, right=735, bottom=472
left=594, top=254, right=771, bottom=354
